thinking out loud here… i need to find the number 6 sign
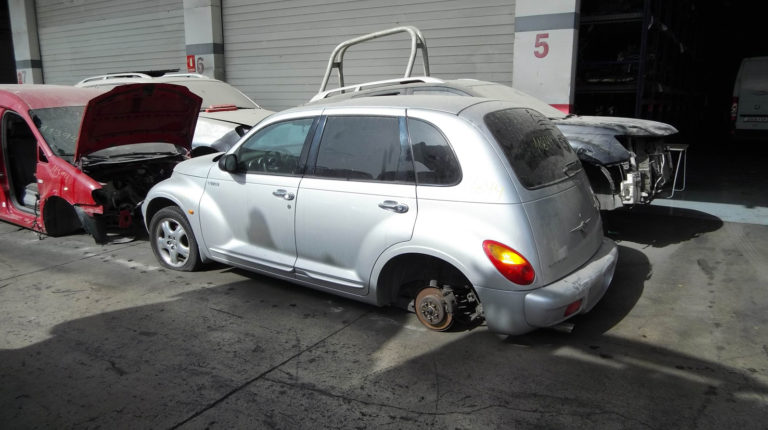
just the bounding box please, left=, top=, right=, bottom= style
left=534, top=33, right=550, bottom=58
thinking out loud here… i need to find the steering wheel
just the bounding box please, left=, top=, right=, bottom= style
left=263, top=151, right=282, bottom=172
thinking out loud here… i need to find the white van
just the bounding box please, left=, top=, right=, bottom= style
left=732, top=56, right=768, bottom=135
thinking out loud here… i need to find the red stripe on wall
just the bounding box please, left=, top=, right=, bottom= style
left=551, top=104, right=572, bottom=114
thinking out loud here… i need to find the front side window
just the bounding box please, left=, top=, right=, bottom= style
left=235, top=118, right=314, bottom=175
left=407, top=118, right=461, bottom=185
left=484, top=108, right=579, bottom=189
left=313, top=116, right=412, bottom=182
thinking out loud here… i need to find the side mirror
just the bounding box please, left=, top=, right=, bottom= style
left=218, top=153, right=239, bottom=172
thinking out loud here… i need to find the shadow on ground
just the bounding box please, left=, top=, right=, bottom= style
left=603, top=205, right=723, bottom=247
left=1, top=247, right=764, bottom=429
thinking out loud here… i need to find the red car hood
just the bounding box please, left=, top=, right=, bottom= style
left=75, top=83, right=202, bottom=161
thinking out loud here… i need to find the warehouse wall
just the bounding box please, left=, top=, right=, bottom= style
left=222, top=0, right=516, bottom=110
left=11, top=0, right=516, bottom=111
left=35, top=0, right=185, bottom=85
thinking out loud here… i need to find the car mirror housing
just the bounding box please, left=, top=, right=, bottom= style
left=219, top=153, right=239, bottom=172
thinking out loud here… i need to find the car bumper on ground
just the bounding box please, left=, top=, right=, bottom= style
left=475, top=238, right=618, bottom=335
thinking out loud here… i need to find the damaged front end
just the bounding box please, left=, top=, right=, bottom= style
left=77, top=145, right=188, bottom=243
left=555, top=117, right=680, bottom=210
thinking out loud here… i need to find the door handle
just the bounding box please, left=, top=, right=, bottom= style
left=378, top=200, right=409, bottom=213
left=272, top=189, right=295, bottom=200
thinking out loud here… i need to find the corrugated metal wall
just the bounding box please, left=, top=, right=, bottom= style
left=222, top=0, right=516, bottom=111
left=35, top=0, right=185, bottom=85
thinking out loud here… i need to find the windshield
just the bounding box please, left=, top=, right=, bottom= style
left=484, top=108, right=579, bottom=189
left=175, top=80, right=259, bottom=110
left=30, top=106, right=84, bottom=162
left=469, top=84, right=567, bottom=119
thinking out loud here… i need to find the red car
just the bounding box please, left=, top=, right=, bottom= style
left=0, top=84, right=202, bottom=243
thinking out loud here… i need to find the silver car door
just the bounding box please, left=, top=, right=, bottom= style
left=294, top=112, right=416, bottom=295
left=199, top=117, right=315, bottom=272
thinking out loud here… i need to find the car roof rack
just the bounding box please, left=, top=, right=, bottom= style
left=76, top=73, right=152, bottom=85
left=310, top=76, right=445, bottom=102
left=162, top=73, right=210, bottom=79
left=318, top=26, right=431, bottom=93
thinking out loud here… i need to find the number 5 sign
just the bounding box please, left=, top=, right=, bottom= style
left=513, top=0, right=579, bottom=113
left=534, top=33, right=550, bottom=58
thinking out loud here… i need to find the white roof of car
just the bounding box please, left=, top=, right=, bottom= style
left=76, top=73, right=212, bottom=87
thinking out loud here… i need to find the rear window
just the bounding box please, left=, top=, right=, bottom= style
left=484, top=108, right=579, bottom=189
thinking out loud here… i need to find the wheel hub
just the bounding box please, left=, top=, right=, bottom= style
left=414, top=286, right=454, bottom=331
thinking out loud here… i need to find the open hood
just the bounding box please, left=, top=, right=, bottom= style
left=75, top=83, right=202, bottom=161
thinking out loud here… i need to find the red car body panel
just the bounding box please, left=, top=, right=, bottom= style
left=0, top=84, right=201, bottom=243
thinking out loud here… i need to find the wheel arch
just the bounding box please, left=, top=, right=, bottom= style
left=373, top=250, right=474, bottom=307
left=143, top=196, right=179, bottom=229
left=41, top=195, right=84, bottom=237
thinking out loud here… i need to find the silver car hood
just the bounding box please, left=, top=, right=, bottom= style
left=173, top=152, right=219, bottom=178
left=553, top=116, right=678, bottom=136
left=198, top=108, right=273, bottom=126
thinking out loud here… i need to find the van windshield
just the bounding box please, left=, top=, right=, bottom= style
left=30, top=106, right=85, bottom=163
left=484, top=108, right=579, bottom=189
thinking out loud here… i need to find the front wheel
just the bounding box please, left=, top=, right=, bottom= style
left=149, top=206, right=201, bottom=271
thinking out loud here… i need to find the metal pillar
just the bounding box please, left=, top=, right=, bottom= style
left=8, top=0, right=43, bottom=84
left=183, top=0, right=224, bottom=80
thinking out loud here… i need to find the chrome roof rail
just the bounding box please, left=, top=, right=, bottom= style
left=318, top=26, right=431, bottom=93
left=310, top=76, right=444, bottom=102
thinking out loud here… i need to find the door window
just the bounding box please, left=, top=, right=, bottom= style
left=235, top=118, right=314, bottom=175
left=313, top=116, right=412, bottom=182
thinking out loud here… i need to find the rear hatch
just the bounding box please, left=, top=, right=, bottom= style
left=483, top=107, right=603, bottom=286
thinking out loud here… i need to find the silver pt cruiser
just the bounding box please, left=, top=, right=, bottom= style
left=142, top=96, right=618, bottom=335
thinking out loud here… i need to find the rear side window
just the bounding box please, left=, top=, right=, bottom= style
left=484, top=108, right=578, bottom=189
left=407, top=118, right=461, bottom=185
left=313, top=116, right=412, bottom=182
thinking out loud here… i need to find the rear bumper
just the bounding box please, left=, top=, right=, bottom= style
left=475, top=238, right=618, bottom=335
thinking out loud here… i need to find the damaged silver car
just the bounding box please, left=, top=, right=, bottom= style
left=309, top=26, right=684, bottom=210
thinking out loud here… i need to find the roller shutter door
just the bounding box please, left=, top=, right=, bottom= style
left=36, top=0, right=185, bottom=85
left=223, top=0, right=516, bottom=111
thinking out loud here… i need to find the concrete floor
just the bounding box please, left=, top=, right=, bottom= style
left=1, top=143, right=767, bottom=429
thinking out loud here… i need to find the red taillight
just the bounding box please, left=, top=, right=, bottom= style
left=564, top=299, right=583, bottom=317
left=204, top=104, right=238, bottom=113
left=482, top=240, right=535, bottom=285
left=731, top=97, right=739, bottom=122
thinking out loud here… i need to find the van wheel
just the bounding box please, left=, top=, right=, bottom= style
left=149, top=206, right=201, bottom=271
left=415, top=287, right=454, bottom=331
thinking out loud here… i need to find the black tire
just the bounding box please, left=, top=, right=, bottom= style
left=148, top=206, right=201, bottom=271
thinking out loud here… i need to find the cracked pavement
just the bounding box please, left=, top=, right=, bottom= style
left=1, top=199, right=767, bottom=428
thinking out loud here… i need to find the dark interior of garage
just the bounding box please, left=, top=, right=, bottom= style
left=575, top=0, right=767, bottom=147
left=0, top=0, right=16, bottom=84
